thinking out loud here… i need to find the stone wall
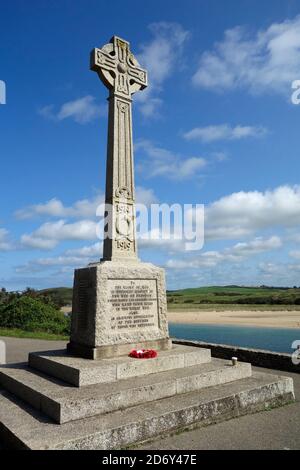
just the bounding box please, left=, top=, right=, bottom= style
left=173, top=339, right=300, bottom=374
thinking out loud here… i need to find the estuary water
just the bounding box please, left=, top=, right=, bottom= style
left=169, top=323, right=300, bottom=354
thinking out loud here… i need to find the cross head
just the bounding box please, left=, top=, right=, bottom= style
left=91, top=36, right=147, bottom=99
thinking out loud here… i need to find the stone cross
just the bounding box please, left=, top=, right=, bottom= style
left=91, top=36, right=147, bottom=261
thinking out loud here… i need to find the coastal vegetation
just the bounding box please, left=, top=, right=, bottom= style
left=0, top=288, right=70, bottom=338
left=1, top=285, right=300, bottom=341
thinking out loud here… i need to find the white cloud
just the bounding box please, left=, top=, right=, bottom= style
left=16, top=187, right=157, bottom=220
left=21, top=220, right=98, bottom=250
left=206, top=185, right=300, bottom=239
left=258, top=261, right=300, bottom=286
left=167, top=250, right=223, bottom=269
left=65, top=242, right=102, bottom=258
left=135, top=186, right=158, bottom=205
left=193, top=15, right=300, bottom=95
left=16, top=198, right=67, bottom=219
left=16, top=242, right=103, bottom=274
left=16, top=256, right=90, bottom=273
left=183, top=124, right=267, bottom=142
left=139, top=229, right=186, bottom=253
left=136, top=139, right=206, bottom=179
left=166, top=236, right=281, bottom=270
left=0, top=228, right=14, bottom=251
left=289, top=250, right=300, bottom=260
left=20, top=235, right=58, bottom=251
left=16, top=194, right=104, bottom=220
left=258, top=262, right=282, bottom=276
left=40, top=256, right=87, bottom=267
left=24, top=256, right=87, bottom=268
left=229, top=236, right=282, bottom=257
left=287, top=232, right=300, bottom=244
left=205, top=226, right=252, bottom=241
left=135, top=98, right=163, bottom=118
left=38, top=96, right=105, bottom=124
left=211, top=151, right=228, bottom=162
left=136, top=22, right=189, bottom=116
left=288, top=263, right=300, bottom=272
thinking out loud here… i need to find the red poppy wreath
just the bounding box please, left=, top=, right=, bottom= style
left=129, top=349, right=158, bottom=359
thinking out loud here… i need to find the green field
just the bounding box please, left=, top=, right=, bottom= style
left=167, top=286, right=300, bottom=310
left=40, top=285, right=300, bottom=310
left=0, top=328, right=69, bottom=341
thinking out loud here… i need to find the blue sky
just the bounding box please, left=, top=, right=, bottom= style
left=1, top=0, right=300, bottom=290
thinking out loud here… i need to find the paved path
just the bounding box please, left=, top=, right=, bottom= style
left=0, top=336, right=67, bottom=364
left=0, top=336, right=299, bottom=450
left=138, top=366, right=300, bottom=450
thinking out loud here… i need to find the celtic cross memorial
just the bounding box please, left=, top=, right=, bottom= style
left=68, top=36, right=171, bottom=359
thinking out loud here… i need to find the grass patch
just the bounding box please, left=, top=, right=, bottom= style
left=167, top=303, right=300, bottom=311
left=167, top=286, right=300, bottom=307
left=0, top=327, right=69, bottom=341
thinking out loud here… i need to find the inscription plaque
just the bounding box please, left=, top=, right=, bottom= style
left=107, top=279, right=158, bottom=332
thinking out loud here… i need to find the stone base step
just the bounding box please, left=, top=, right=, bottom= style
left=28, top=344, right=211, bottom=386
left=0, top=371, right=294, bottom=450
left=0, top=359, right=251, bottom=424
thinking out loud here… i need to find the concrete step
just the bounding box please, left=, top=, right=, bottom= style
left=0, top=371, right=294, bottom=450
left=28, top=344, right=211, bottom=386
left=0, top=359, right=252, bottom=424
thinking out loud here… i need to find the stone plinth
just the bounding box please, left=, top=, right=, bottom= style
left=68, top=260, right=171, bottom=359
left=0, top=359, right=252, bottom=424
left=29, top=345, right=211, bottom=387
left=0, top=369, right=294, bottom=449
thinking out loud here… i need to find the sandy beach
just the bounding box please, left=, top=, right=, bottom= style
left=167, top=310, right=300, bottom=329
left=62, top=306, right=300, bottom=329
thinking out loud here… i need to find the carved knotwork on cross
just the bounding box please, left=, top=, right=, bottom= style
left=91, top=36, right=147, bottom=98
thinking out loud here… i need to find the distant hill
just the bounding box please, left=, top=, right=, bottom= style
left=39, top=287, right=73, bottom=306
left=40, top=285, right=300, bottom=308
left=167, top=285, right=300, bottom=308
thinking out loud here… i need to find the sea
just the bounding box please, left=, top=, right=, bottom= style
left=169, top=323, right=300, bottom=354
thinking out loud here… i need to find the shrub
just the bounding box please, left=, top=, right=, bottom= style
left=0, top=297, right=70, bottom=336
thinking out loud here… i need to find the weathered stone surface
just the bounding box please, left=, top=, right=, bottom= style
left=68, top=37, right=171, bottom=359
left=0, top=372, right=294, bottom=449
left=90, top=36, right=147, bottom=262
left=29, top=345, right=211, bottom=386
left=69, top=261, right=171, bottom=358
left=173, top=339, right=300, bottom=374
left=0, top=359, right=252, bottom=424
